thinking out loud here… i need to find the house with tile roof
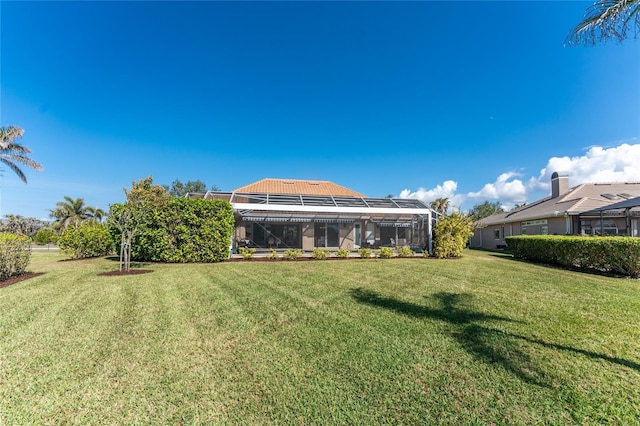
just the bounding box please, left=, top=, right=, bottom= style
left=189, top=178, right=436, bottom=254
left=470, top=172, right=640, bottom=249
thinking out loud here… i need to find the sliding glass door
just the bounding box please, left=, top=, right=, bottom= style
left=314, top=223, right=339, bottom=247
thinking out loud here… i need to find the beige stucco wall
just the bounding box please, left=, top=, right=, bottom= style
left=302, top=223, right=314, bottom=251
left=472, top=217, right=570, bottom=250
left=339, top=224, right=354, bottom=250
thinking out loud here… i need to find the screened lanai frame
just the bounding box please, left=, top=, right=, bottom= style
left=194, top=191, right=436, bottom=254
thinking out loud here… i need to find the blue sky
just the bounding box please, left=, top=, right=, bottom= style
left=1, top=1, right=638, bottom=219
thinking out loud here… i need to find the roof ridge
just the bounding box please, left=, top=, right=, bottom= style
left=232, top=178, right=366, bottom=197
left=505, top=196, right=551, bottom=218
left=571, top=197, right=588, bottom=210
left=263, top=178, right=329, bottom=183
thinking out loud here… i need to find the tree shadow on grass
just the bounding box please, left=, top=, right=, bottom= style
left=350, top=289, right=640, bottom=387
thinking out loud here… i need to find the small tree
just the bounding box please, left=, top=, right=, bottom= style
left=433, top=212, right=474, bottom=259
left=126, top=176, right=170, bottom=206
left=468, top=201, right=504, bottom=222
left=110, top=176, right=166, bottom=271
left=108, top=204, right=143, bottom=272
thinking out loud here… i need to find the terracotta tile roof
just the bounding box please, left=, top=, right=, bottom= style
left=476, top=181, right=640, bottom=227
left=233, top=178, right=366, bottom=197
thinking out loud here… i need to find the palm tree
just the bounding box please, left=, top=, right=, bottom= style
left=0, top=126, right=43, bottom=184
left=50, top=196, right=92, bottom=230
left=86, top=206, right=107, bottom=223
left=567, top=0, right=640, bottom=45
left=430, top=197, right=450, bottom=215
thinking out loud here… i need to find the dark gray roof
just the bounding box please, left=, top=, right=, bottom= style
left=583, top=196, right=640, bottom=213
left=475, top=182, right=640, bottom=227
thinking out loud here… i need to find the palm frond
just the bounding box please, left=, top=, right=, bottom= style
left=1, top=143, right=33, bottom=154
left=0, top=126, right=25, bottom=148
left=0, top=153, right=44, bottom=171
left=0, top=125, right=42, bottom=183
left=567, top=0, right=640, bottom=45
left=0, top=158, right=28, bottom=183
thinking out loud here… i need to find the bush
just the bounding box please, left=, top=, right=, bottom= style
left=33, top=227, right=57, bottom=245
left=269, top=249, right=279, bottom=260
left=433, top=212, right=474, bottom=259
left=506, top=235, right=640, bottom=278
left=284, top=249, right=303, bottom=260
left=335, top=248, right=351, bottom=258
left=0, top=233, right=32, bottom=281
left=377, top=247, right=394, bottom=258
left=238, top=247, right=256, bottom=260
left=312, top=248, right=330, bottom=260
left=397, top=246, right=415, bottom=257
left=58, top=223, right=114, bottom=259
left=357, top=247, right=372, bottom=259
left=109, top=198, right=234, bottom=263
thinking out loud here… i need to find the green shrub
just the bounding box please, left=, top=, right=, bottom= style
left=58, top=223, right=114, bottom=259
left=0, top=233, right=32, bottom=281
left=109, top=198, right=234, bottom=263
left=238, top=247, right=256, bottom=260
left=335, top=248, right=351, bottom=258
left=312, top=248, right=330, bottom=260
left=377, top=247, right=394, bottom=258
left=433, top=212, right=474, bottom=259
left=33, top=227, right=57, bottom=245
left=284, top=249, right=304, bottom=260
left=268, top=249, right=279, bottom=259
left=357, top=247, right=372, bottom=259
left=397, top=246, right=415, bottom=257
left=506, top=235, right=640, bottom=278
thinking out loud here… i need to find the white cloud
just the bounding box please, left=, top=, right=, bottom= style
left=531, top=142, right=640, bottom=191
left=398, top=141, right=640, bottom=213
left=466, top=172, right=528, bottom=205
left=399, top=180, right=466, bottom=211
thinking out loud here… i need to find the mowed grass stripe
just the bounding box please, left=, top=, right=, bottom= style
left=1, top=251, right=639, bottom=424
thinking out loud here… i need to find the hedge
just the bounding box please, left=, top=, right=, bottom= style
left=0, top=233, right=32, bottom=281
left=110, top=198, right=234, bottom=263
left=505, top=235, right=640, bottom=278
left=58, top=223, right=114, bottom=259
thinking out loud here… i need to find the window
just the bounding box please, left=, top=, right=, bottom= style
left=315, top=223, right=340, bottom=247
left=521, top=228, right=527, bottom=235
left=541, top=226, right=548, bottom=235
left=593, top=220, right=618, bottom=236
left=494, top=229, right=501, bottom=240
left=380, top=226, right=409, bottom=246
left=252, top=223, right=301, bottom=248
left=522, top=219, right=548, bottom=226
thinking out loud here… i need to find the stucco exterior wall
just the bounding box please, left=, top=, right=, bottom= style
left=302, top=223, right=314, bottom=251
left=339, top=224, right=354, bottom=250
left=472, top=217, right=570, bottom=249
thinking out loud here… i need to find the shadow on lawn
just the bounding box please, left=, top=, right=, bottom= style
left=350, top=289, right=640, bottom=386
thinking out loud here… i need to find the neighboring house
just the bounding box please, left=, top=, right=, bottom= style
left=189, top=178, right=436, bottom=254
left=471, top=172, right=640, bottom=250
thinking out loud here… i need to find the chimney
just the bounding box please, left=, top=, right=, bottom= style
left=551, top=171, right=569, bottom=198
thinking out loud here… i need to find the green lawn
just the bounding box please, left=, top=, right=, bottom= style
left=1, top=250, right=639, bottom=424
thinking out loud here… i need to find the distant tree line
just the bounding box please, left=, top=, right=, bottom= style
left=163, top=179, right=220, bottom=198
